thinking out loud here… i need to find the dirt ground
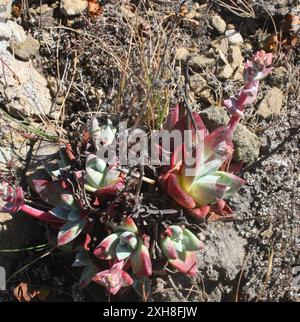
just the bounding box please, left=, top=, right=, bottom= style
left=0, top=0, right=299, bottom=302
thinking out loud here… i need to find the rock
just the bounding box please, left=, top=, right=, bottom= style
left=26, top=140, right=59, bottom=192
left=190, top=73, right=207, bottom=94
left=190, top=74, right=213, bottom=103
left=0, top=20, right=26, bottom=43
left=218, top=64, right=233, bottom=79
left=189, top=53, right=215, bottom=69
left=175, top=47, right=190, bottom=61
left=227, top=45, right=244, bottom=80
left=0, top=20, right=53, bottom=118
left=257, top=87, right=284, bottom=118
left=225, top=29, right=244, bottom=45
left=233, top=124, right=260, bottom=163
left=200, top=105, right=229, bottom=128
left=211, top=15, right=226, bottom=34
left=0, top=50, right=53, bottom=117
left=0, top=112, right=30, bottom=171
left=0, top=0, right=12, bottom=21
left=211, top=38, right=229, bottom=55
left=228, top=45, right=243, bottom=69
left=60, top=0, right=87, bottom=16
left=272, top=67, right=288, bottom=87
left=197, top=222, right=247, bottom=281
left=9, top=36, right=40, bottom=61
left=200, top=106, right=260, bottom=163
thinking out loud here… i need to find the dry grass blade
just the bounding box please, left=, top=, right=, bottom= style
left=215, top=0, right=255, bottom=18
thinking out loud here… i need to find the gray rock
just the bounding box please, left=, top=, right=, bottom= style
left=0, top=0, right=12, bottom=22
left=197, top=222, right=247, bottom=281
left=189, top=53, right=215, bottom=69
left=9, top=36, right=40, bottom=61
left=190, top=73, right=213, bottom=102
left=257, top=87, right=284, bottom=118
left=211, top=15, right=226, bottom=34
left=200, top=106, right=260, bottom=163
left=0, top=21, right=53, bottom=118
left=190, top=73, right=207, bottom=95
left=233, top=124, right=260, bottom=163
left=228, top=45, right=243, bottom=70
left=225, top=29, right=244, bottom=45
left=212, top=38, right=229, bottom=55
left=26, top=140, right=59, bottom=192
left=218, top=64, right=233, bottom=79
left=272, top=66, right=288, bottom=87
left=200, top=105, right=229, bottom=129
left=0, top=20, right=26, bottom=43
left=0, top=113, right=30, bottom=171
left=60, top=0, right=87, bottom=16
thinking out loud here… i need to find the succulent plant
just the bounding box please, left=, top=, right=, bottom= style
left=84, top=154, right=124, bottom=197
left=93, top=218, right=152, bottom=277
left=224, top=50, right=273, bottom=130
left=159, top=51, right=273, bottom=220
left=0, top=51, right=274, bottom=298
left=88, top=117, right=117, bottom=149
left=92, top=260, right=133, bottom=295
left=159, top=103, right=244, bottom=220
left=160, top=225, right=203, bottom=276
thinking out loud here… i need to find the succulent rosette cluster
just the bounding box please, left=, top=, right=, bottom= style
left=159, top=104, right=245, bottom=220
left=160, top=225, right=203, bottom=276
left=159, top=50, right=272, bottom=221
left=94, top=218, right=152, bottom=277
left=0, top=51, right=273, bottom=297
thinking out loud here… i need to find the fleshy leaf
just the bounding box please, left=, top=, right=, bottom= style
left=109, top=218, right=139, bottom=234
left=215, top=171, right=245, bottom=198
left=92, top=260, right=133, bottom=295
left=119, top=231, right=138, bottom=249
left=32, top=179, right=76, bottom=208
left=189, top=175, right=227, bottom=205
left=49, top=206, right=70, bottom=220
left=57, top=219, right=86, bottom=246
left=165, top=172, right=196, bottom=209
left=160, top=236, right=178, bottom=260
left=68, top=209, right=81, bottom=222
left=182, top=229, right=203, bottom=251
left=204, top=127, right=233, bottom=163
left=93, top=233, right=120, bottom=260
left=254, top=67, right=272, bottom=80
left=84, top=183, right=97, bottom=192
left=88, top=118, right=116, bottom=146
left=115, top=243, right=133, bottom=260
left=186, top=206, right=210, bottom=220
left=168, top=251, right=198, bottom=277
left=85, top=154, right=107, bottom=189
left=130, top=238, right=152, bottom=277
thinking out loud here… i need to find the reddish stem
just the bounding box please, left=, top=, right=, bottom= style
left=20, top=204, right=65, bottom=223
